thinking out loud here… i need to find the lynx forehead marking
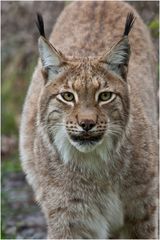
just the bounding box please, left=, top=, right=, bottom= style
left=70, top=63, right=108, bottom=91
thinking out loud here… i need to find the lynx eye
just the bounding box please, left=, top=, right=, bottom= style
left=98, top=92, right=113, bottom=101
left=61, top=92, right=74, bottom=101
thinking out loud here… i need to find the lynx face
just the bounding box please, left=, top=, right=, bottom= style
left=38, top=59, right=130, bottom=153
left=37, top=21, right=132, bottom=154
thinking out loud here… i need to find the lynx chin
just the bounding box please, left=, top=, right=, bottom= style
left=20, top=1, right=158, bottom=239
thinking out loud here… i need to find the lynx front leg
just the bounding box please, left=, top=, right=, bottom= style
left=123, top=200, right=157, bottom=239
left=44, top=203, right=109, bottom=239
left=127, top=214, right=157, bottom=239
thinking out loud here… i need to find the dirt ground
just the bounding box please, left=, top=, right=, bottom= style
left=1, top=1, right=159, bottom=239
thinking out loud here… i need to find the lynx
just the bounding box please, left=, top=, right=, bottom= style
left=20, top=1, right=158, bottom=239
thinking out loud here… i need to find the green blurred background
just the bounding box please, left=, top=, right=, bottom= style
left=1, top=1, right=159, bottom=239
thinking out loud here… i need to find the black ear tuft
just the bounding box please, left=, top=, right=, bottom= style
left=123, top=12, right=135, bottom=36
left=36, top=13, right=46, bottom=38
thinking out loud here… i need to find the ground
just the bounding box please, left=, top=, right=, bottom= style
left=1, top=1, right=159, bottom=239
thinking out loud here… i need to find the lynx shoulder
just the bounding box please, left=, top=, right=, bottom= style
left=20, top=1, right=158, bottom=239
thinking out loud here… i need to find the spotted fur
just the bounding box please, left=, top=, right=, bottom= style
left=20, top=1, right=158, bottom=239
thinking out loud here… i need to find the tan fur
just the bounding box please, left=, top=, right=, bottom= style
left=20, top=1, right=158, bottom=239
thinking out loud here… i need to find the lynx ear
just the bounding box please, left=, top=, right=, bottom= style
left=38, top=36, right=63, bottom=69
left=103, top=37, right=130, bottom=79
left=101, top=13, right=135, bottom=80
left=36, top=13, right=64, bottom=82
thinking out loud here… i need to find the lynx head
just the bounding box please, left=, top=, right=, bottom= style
left=36, top=13, right=135, bottom=157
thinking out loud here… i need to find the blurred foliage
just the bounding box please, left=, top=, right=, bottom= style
left=148, top=19, right=159, bottom=37
left=2, top=55, right=37, bottom=136
left=1, top=229, right=8, bottom=240
left=2, top=152, right=21, bottom=174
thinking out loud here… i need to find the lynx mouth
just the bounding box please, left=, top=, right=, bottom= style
left=69, top=133, right=103, bottom=145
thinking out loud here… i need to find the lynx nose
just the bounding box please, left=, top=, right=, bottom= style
left=79, top=119, right=96, bottom=131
